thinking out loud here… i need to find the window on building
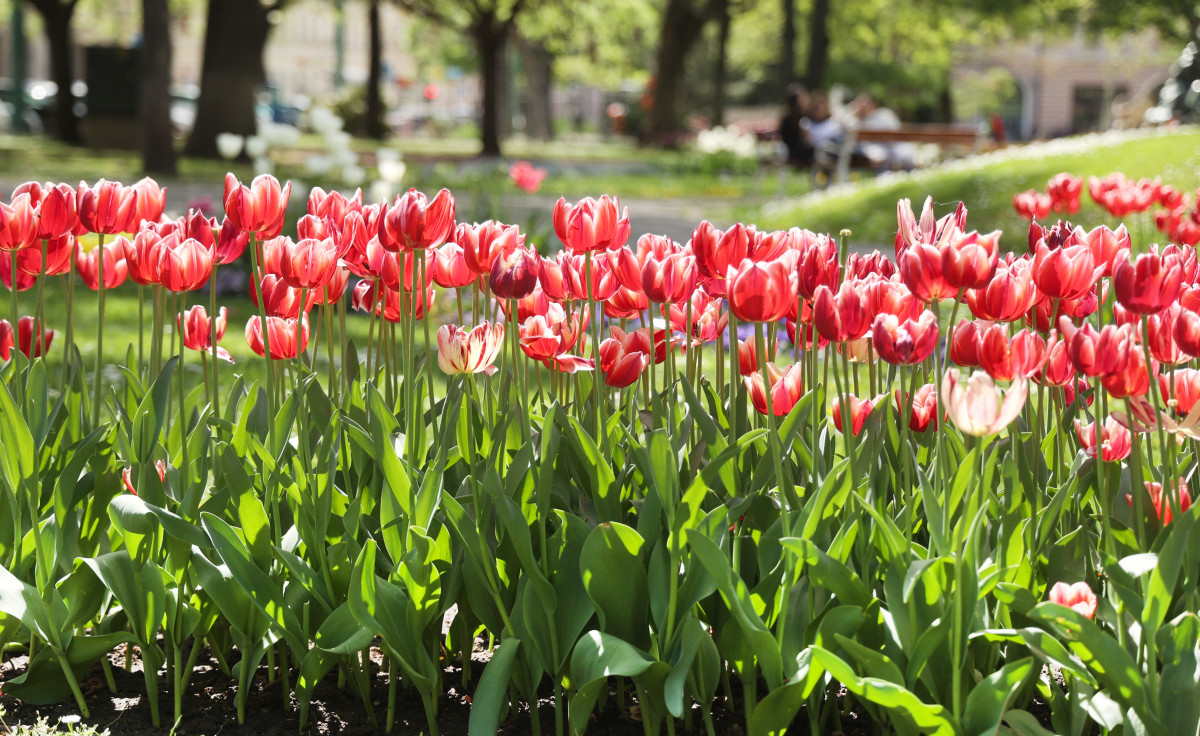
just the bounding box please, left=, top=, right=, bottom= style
left=1072, top=84, right=1129, bottom=133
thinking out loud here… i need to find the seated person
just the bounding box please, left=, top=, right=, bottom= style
left=849, top=93, right=913, bottom=169
left=801, top=92, right=842, bottom=159
left=779, top=86, right=814, bottom=165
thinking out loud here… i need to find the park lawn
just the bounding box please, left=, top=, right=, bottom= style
left=750, top=128, right=1200, bottom=247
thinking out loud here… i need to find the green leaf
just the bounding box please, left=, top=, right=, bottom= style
left=962, top=657, right=1034, bottom=736
left=469, top=637, right=522, bottom=736
left=130, top=357, right=177, bottom=465
left=580, top=522, right=649, bottom=650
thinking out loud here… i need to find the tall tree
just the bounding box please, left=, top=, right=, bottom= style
left=397, top=0, right=528, bottom=156
left=520, top=35, right=554, bottom=140
left=781, top=0, right=797, bottom=91
left=711, top=0, right=731, bottom=125
left=185, top=0, right=288, bottom=158
left=645, top=0, right=721, bottom=142
left=24, top=0, right=82, bottom=143
left=365, top=0, right=386, bottom=139
left=804, top=0, right=831, bottom=91
left=140, top=0, right=177, bottom=174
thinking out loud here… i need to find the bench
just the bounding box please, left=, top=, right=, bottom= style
left=828, top=124, right=984, bottom=184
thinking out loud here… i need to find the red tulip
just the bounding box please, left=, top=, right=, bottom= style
left=813, top=281, right=871, bottom=343
left=727, top=258, right=792, bottom=323
left=457, top=221, right=525, bottom=276
left=1074, top=416, right=1131, bottom=461
left=872, top=310, right=938, bottom=365
left=1100, top=344, right=1153, bottom=398
left=899, top=242, right=956, bottom=303
left=437, top=322, right=504, bottom=375
left=1047, top=173, right=1083, bottom=214
left=215, top=217, right=250, bottom=264
left=252, top=273, right=314, bottom=319
left=796, top=235, right=840, bottom=301
left=941, top=230, right=999, bottom=290
left=223, top=173, right=291, bottom=238
left=17, top=233, right=73, bottom=277
left=75, top=239, right=128, bottom=289
left=948, top=318, right=988, bottom=367
left=1086, top=224, right=1130, bottom=277
left=1113, top=249, right=1184, bottom=315
left=642, top=250, right=697, bottom=305
left=380, top=248, right=434, bottom=293
left=313, top=264, right=350, bottom=305
left=1032, top=243, right=1100, bottom=301
left=307, top=187, right=361, bottom=223
left=178, top=305, right=231, bottom=362
left=744, top=362, right=804, bottom=416
left=1129, top=480, right=1192, bottom=526
left=845, top=250, right=896, bottom=280
left=604, top=285, right=648, bottom=319
left=431, top=243, right=475, bottom=288
left=1028, top=219, right=1088, bottom=254
left=1161, top=368, right=1200, bottom=417
left=861, top=276, right=919, bottom=322
left=978, top=325, right=1049, bottom=382
left=738, top=336, right=762, bottom=376
left=831, top=394, right=874, bottom=435
left=78, top=180, right=135, bottom=235
left=245, top=315, right=308, bottom=359
left=691, top=221, right=749, bottom=286
left=895, top=196, right=966, bottom=255
left=1174, top=307, right=1200, bottom=358
left=670, top=288, right=727, bottom=345
left=1041, top=339, right=1075, bottom=386
left=563, top=250, right=620, bottom=301
left=509, top=160, right=547, bottom=193
left=0, top=252, right=35, bottom=292
left=553, top=195, right=630, bottom=254
left=1059, top=319, right=1131, bottom=377
left=490, top=244, right=540, bottom=300
left=1148, top=305, right=1187, bottom=364
left=382, top=188, right=455, bottom=251
left=128, top=177, right=166, bottom=226
left=1047, top=581, right=1097, bottom=619
left=538, top=252, right=570, bottom=301
left=895, top=383, right=939, bottom=432
left=21, top=182, right=77, bottom=241
left=1012, top=190, right=1051, bottom=220
left=965, top=259, right=1036, bottom=322
left=0, top=316, right=53, bottom=360
left=353, top=280, right=429, bottom=322
left=598, top=331, right=649, bottom=388
left=0, top=193, right=39, bottom=252
left=159, top=237, right=214, bottom=292
left=280, top=237, right=338, bottom=290
left=520, top=304, right=586, bottom=362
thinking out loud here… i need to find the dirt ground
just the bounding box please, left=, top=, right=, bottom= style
left=0, top=642, right=877, bottom=736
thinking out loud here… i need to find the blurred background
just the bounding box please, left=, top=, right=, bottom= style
left=0, top=0, right=1193, bottom=244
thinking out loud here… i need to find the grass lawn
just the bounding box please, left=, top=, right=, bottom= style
left=0, top=132, right=814, bottom=204
left=750, top=128, right=1200, bottom=247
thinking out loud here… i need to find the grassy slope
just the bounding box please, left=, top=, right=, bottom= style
left=751, top=128, right=1200, bottom=247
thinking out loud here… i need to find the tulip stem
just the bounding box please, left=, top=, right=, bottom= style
left=61, top=267, right=75, bottom=387
left=755, top=321, right=793, bottom=650
left=419, top=256, right=439, bottom=438
left=92, top=233, right=107, bottom=426
left=177, top=292, right=190, bottom=501
left=837, top=346, right=859, bottom=489
left=138, top=283, right=146, bottom=375
left=584, top=252, right=603, bottom=446
left=248, top=233, right=276, bottom=456
left=1140, top=319, right=1178, bottom=518
left=1096, top=386, right=1115, bottom=559
left=727, top=312, right=739, bottom=441
left=210, top=264, right=220, bottom=418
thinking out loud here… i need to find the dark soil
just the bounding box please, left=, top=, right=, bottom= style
left=0, top=643, right=872, bottom=736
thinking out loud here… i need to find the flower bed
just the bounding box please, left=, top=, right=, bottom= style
left=0, top=171, right=1196, bottom=736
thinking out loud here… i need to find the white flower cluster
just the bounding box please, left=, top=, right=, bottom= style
left=763, top=126, right=1196, bottom=217
left=217, top=107, right=409, bottom=197
left=696, top=126, right=757, bottom=159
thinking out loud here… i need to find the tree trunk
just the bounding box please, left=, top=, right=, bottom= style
left=781, top=0, right=796, bottom=90
left=804, top=0, right=831, bottom=92
left=646, top=0, right=710, bottom=143
left=140, top=0, right=176, bottom=174
left=475, top=21, right=505, bottom=156
left=364, top=0, right=385, bottom=139
left=711, top=0, right=730, bottom=126
left=521, top=36, right=553, bottom=140
left=184, top=0, right=271, bottom=158
left=34, top=1, right=81, bottom=144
